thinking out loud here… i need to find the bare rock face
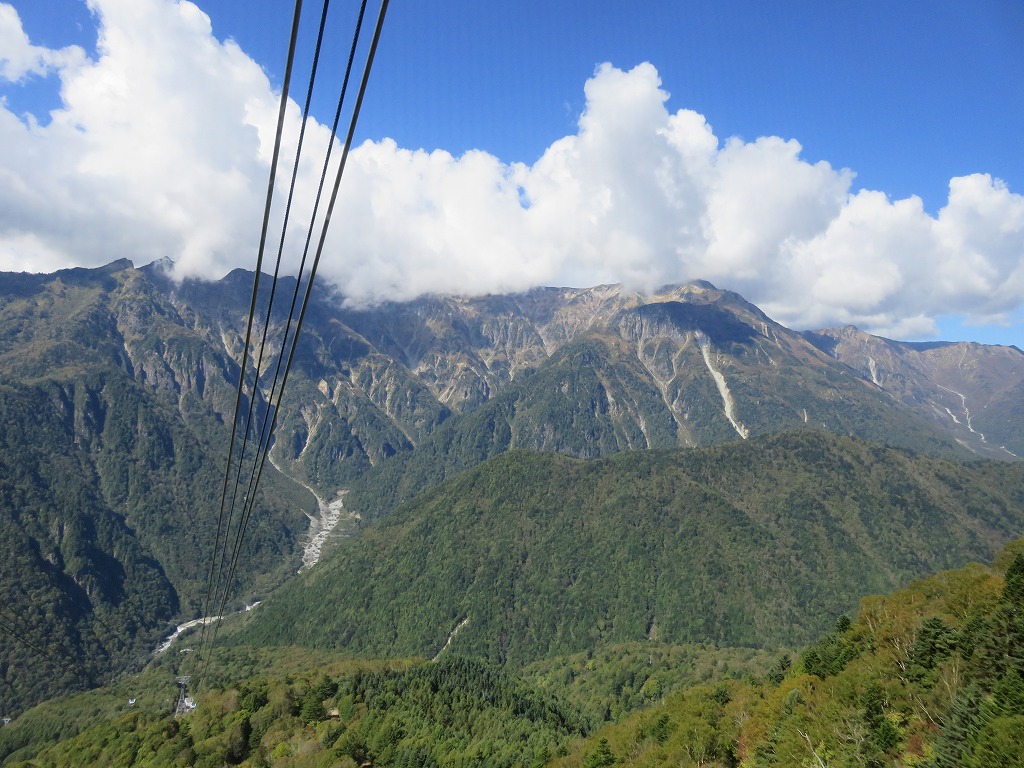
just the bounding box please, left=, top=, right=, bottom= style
left=806, top=326, right=1024, bottom=459
left=136, top=265, right=1022, bottom=470
left=5, top=261, right=1019, bottom=515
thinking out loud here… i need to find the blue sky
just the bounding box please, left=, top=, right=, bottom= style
left=1, top=0, right=1022, bottom=346
left=146, top=0, right=1024, bottom=210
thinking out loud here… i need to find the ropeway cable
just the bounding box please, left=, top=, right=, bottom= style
left=223, top=0, right=392, bottom=600
left=202, top=0, right=334, bottom=666
left=196, top=0, right=387, bottom=689
left=200, top=1, right=387, bottom=683
left=194, top=0, right=306, bottom=671
left=197, top=0, right=353, bottom=684
left=212, top=0, right=371, bottom=629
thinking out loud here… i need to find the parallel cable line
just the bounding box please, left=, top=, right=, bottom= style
left=205, top=0, right=334, bottom=663
left=194, top=0, right=306, bottom=672
left=199, top=0, right=388, bottom=678
left=225, top=0, right=370, bottom=605
left=236, top=0, right=392, bottom=562
left=234, top=0, right=369, bottom=572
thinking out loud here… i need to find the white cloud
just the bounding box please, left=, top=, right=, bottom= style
left=0, top=0, right=1022, bottom=341
left=0, top=0, right=281, bottom=278
left=0, top=3, right=84, bottom=80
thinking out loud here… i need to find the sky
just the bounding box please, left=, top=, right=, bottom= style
left=0, top=0, right=1022, bottom=345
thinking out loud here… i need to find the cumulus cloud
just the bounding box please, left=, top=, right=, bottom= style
left=1, top=0, right=1022, bottom=341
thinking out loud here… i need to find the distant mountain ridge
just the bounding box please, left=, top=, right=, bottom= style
left=137, top=265, right=1022, bottom=527
left=805, top=325, right=1023, bottom=458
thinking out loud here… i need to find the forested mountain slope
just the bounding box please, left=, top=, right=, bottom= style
left=4, top=542, right=1022, bottom=768
left=236, top=432, right=1024, bottom=663
left=553, top=541, right=1024, bottom=767
left=0, top=263, right=314, bottom=714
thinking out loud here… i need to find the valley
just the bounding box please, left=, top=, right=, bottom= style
left=267, top=453, right=358, bottom=571
left=1, top=260, right=1022, bottom=766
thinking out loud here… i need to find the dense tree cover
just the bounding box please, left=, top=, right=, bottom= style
left=236, top=432, right=1024, bottom=663
left=0, top=364, right=312, bottom=713
left=0, top=652, right=587, bottom=768
left=523, top=642, right=783, bottom=723
left=0, top=381, right=179, bottom=715
left=550, top=541, right=1024, bottom=767
left=0, top=265, right=315, bottom=715
left=4, top=545, right=1024, bottom=766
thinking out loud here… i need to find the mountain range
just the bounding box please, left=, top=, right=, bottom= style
left=152, top=263, right=1024, bottom=495
left=0, top=259, right=1022, bottom=716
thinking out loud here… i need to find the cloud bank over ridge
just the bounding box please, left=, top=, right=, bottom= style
left=1, top=0, right=1022, bottom=339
